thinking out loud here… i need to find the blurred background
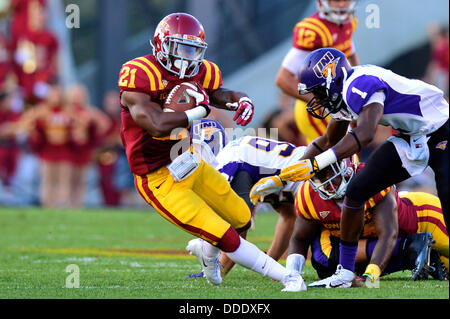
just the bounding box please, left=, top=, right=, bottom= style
left=0, top=0, right=448, bottom=208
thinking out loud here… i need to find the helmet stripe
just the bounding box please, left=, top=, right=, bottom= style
left=303, top=18, right=333, bottom=46
left=136, top=57, right=164, bottom=90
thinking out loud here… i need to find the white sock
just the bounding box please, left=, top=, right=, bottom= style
left=201, top=239, right=220, bottom=259
left=286, top=254, right=306, bottom=274
left=225, top=237, right=289, bottom=282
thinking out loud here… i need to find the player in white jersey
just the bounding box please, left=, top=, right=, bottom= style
left=187, top=119, right=306, bottom=279
left=250, top=48, right=449, bottom=288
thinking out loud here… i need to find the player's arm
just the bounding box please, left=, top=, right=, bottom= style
left=330, top=102, right=383, bottom=159
left=267, top=203, right=298, bottom=261
left=275, top=67, right=314, bottom=103
left=302, top=118, right=351, bottom=159
left=209, top=87, right=247, bottom=110
left=364, top=189, right=399, bottom=280
left=348, top=52, right=360, bottom=67
left=209, top=88, right=254, bottom=126
left=279, top=102, right=383, bottom=182
left=121, top=90, right=195, bottom=138
left=289, top=216, right=321, bottom=257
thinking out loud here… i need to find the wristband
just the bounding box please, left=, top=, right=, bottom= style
left=314, top=148, right=338, bottom=171
left=363, top=263, right=381, bottom=282
left=185, top=106, right=207, bottom=124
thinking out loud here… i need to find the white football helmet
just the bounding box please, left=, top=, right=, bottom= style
left=309, top=155, right=359, bottom=200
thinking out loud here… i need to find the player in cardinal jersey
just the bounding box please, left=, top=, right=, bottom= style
left=187, top=119, right=307, bottom=278
left=276, top=0, right=359, bottom=144
left=259, top=47, right=449, bottom=288
left=118, top=13, right=305, bottom=291
left=287, top=157, right=448, bottom=286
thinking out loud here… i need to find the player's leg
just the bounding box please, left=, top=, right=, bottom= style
left=216, top=170, right=255, bottom=276
left=191, top=162, right=304, bottom=289
left=267, top=202, right=297, bottom=261
left=427, top=120, right=450, bottom=234
left=321, top=141, right=412, bottom=287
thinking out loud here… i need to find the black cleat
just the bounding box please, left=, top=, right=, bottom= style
left=426, top=249, right=449, bottom=281
left=405, top=232, right=434, bottom=281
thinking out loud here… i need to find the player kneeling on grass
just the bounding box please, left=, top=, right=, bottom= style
left=118, top=12, right=305, bottom=292
left=252, top=156, right=448, bottom=287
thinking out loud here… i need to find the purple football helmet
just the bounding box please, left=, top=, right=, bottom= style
left=298, top=48, right=353, bottom=119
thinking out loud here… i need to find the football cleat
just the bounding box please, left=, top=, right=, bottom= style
left=405, top=232, right=434, bottom=281
left=281, top=271, right=307, bottom=292
left=426, top=248, right=448, bottom=281
left=186, top=239, right=222, bottom=285
left=308, top=264, right=355, bottom=288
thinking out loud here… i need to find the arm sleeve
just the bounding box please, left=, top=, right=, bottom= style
left=281, top=47, right=311, bottom=77
left=200, top=60, right=223, bottom=92
left=345, top=75, right=389, bottom=115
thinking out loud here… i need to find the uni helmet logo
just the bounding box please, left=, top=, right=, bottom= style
left=313, top=51, right=340, bottom=79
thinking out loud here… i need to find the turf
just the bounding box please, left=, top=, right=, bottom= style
left=0, top=207, right=448, bottom=300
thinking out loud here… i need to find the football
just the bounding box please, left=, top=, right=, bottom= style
left=163, top=81, right=198, bottom=112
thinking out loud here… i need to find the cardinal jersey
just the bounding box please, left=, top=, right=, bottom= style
left=339, top=65, right=449, bottom=135
left=296, top=180, right=391, bottom=238
left=215, top=136, right=306, bottom=199
left=118, top=55, right=223, bottom=175
left=293, top=12, right=357, bottom=58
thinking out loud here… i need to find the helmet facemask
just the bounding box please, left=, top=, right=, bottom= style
left=299, top=81, right=344, bottom=120
left=156, top=35, right=207, bottom=79
left=318, top=0, right=357, bottom=25
left=309, top=160, right=354, bottom=200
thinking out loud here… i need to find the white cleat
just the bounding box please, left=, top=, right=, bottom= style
left=308, top=264, right=355, bottom=288
left=186, top=239, right=222, bottom=286
left=281, top=271, right=307, bottom=292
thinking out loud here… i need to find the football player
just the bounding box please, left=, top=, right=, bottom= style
left=251, top=47, right=449, bottom=288
left=118, top=13, right=305, bottom=291
left=187, top=119, right=307, bottom=278
left=285, top=156, right=448, bottom=287
left=276, top=0, right=360, bottom=144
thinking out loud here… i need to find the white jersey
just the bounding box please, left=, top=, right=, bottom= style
left=338, top=64, right=448, bottom=136
left=215, top=136, right=306, bottom=200
left=338, top=65, right=449, bottom=176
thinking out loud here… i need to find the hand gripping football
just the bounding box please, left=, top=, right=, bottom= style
left=163, top=81, right=200, bottom=113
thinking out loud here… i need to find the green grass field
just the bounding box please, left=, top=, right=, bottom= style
left=0, top=207, right=448, bottom=300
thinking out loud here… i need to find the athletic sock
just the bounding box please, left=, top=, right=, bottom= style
left=339, top=240, right=358, bottom=272
left=201, top=239, right=220, bottom=259
left=225, top=237, right=289, bottom=282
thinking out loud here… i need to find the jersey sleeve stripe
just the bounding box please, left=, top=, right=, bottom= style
left=295, top=183, right=313, bottom=219
left=136, top=57, right=164, bottom=90
left=303, top=18, right=333, bottom=45
left=302, top=181, right=320, bottom=220
left=212, top=62, right=221, bottom=90
left=126, top=61, right=156, bottom=91
left=210, top=61, right=221, bottom=90
left=351, top=17, right=358, bottom=32
left=202, top=60, right=213, bottom=89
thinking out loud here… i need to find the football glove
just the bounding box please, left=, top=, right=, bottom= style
left=226, top=97, right=254, bottom=126
left=279, top=158, right=319, bottom=182
left=185, top=85, right=211, bottom=116
left=249, top=176, right=284, bottom=205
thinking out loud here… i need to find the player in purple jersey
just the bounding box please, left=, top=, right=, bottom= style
left=251, top=47, right=449, bottom=288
